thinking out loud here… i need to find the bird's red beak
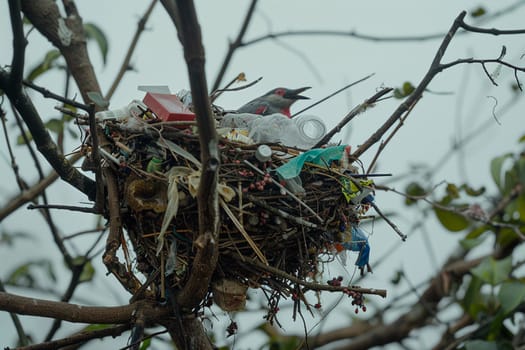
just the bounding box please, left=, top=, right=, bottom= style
left=284, top=87, right=311, bottom=100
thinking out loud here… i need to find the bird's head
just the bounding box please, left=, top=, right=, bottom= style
left=264, top=87, right=310, bottom=105
left=262, top=87, right=310, bottom=116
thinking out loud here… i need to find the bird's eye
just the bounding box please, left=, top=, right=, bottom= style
left=275, top=88, right=285, bottom=96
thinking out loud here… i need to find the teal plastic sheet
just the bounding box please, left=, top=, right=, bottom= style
left=275, top=145, right=347, bottom=180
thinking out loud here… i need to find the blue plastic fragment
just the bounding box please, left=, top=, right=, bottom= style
left=341, top=225, right=370, bottom=268
left=361, top=194, right=375, bottom=205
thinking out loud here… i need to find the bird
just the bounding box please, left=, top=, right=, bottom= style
left=237, top=87, right=310, bottom=117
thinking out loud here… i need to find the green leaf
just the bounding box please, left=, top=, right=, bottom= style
left=139, top=338, right=152, bottom=350
left=446, top=183, right=460, bottom=199
left=70, top=257, right=95, bottom=283
left=6, top=263, right=34, bottom=287
left=26, top=49, right=62, bottom=81
left=390, top=270, right=404, bottom=285
left=84, top=23, right=108, bottom=65
left=503, top=166, right=518, bottom=197
left=470, top=7, right=487, bottom=18
left=84, top=324, right=111, bottom=331
left=518, top=134, right=525, bottom=143
left=6, top=260, right=56, bottom=287
left=460, top=235, right=487, bottom=250
left=465, top=225, right=491, bottom=239
left=16, top=130, right=33, bottom=145
left=471, top=256, right=512, bottom=286
left=498, top=281, right=525, bottom=314
left=517, top=194, right=525, bottom=220
left=517, top=157, right=525, bottom=186
left=405, top=182, right=425, bottom=205
left=45, top=118, right=64, bottom=134
left=462, top=276, right=485, bottom=318
left=402, top=81, right=415, bottom=95
left=490, top=153, right=512, bottom=192
left=87, top=91, right=109, bottom=108
left=0, top=231, right=33, bottom=246
left=79, top=260, right=95, bottom=283
left=465, top=340, right=498, bottom=350
left=461, top=184, right=486, bottom=197
left=434, top=206, right=469, bottom=232
left=496, top=227, right=523, bottom=247
left=67, top=126, right=79, bottom=139
left=393, top=81, right=415, bottom=99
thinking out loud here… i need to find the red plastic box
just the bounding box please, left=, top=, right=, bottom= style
left=143, top=92, right=195, bottom=123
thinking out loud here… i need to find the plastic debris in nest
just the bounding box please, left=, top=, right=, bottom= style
left=219, top=112, right=326, bottom=150
left=88, top=91, right=389, bottom=312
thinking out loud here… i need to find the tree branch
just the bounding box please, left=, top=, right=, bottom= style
left=17, top=324, right=130, bottom=350
left=163, top=0, right=221, bottom=311
left=0, top=280, right=30, bottom=346
left=312, top=87, right=392, bottom=148
left=105, top=0, right=158, bottom=101
left=8, top=0, right=25, bottom=88
left=102, top=166, right=142, bottom=294
left=0, top=291, right=169, bottom=324
left=0, top=77, right=96, bottom=201
left=211, top=0, right=259, bottom=91
left=21, top=0, right=102, bottom=104
left=351, top=11, right=468, bottom=159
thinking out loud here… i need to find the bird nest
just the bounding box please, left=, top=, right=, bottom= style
left=93, top=112, right=379, bottom=314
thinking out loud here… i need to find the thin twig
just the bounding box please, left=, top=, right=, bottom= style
left=352, top=12, right=469, bottom=159
left=291, top=73, right=375, bottom=118
left=27, top=203, right=99, bottom=213
left=0, top=280, right=30, bottom=346
left=0, top=153, right=83, bottom=221
left=212, top=0, right=259, bottom=91
left=370, top=202, right=407, bottom=241
left=8, top=0, right=25, bottom=88
left=105, top=0, right=158, bottom=100
left=313, top=87, right=392, bottom=148
left=237, top=254, right=387, bottom=298
left=366, top=95, right=420, bottom=173
left=17, top=324, right=130, bottom=350
left=243, top=160, right=323, bottom=223
left=44, top=261, right=87, bottom=341
left=210, top=75, right=263, bottom=103
left=23, top=80, right=91, bottom=111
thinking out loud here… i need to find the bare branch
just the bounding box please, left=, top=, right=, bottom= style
left=23, top=80, right=91, bottom=111
left=21, top=0, right=102, bottom=103
left=163, top=0, right=221, bottom=310
left=18, top=324, right=130, bottom=350
left=352, top=11, right=468, bottom=159
left=0, top=291, right=168, bottom=324
left=0, top=280, right=30, bottom=346
left=241, top=254, right=387, bottom=298
left=102, top=166, right=142, bottom=294
left=0, top=72, right=97, bottom=200
left=313, top=87, right=392, bottom=148
left=291, top=73, right=375, bottom=118
left=105, top=0, right=158, bottom=101
left=460, top=21, right=525, bottom=35
left=242, top=29, right=446, bottom=48
left=212, top=0, right=259, bottom=91
left=366, top=94, right=420, bottom=172
left=8, top=0, right=26, bottom=88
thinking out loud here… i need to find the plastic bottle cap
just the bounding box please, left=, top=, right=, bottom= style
left=255, top=145, right=272, bottom=162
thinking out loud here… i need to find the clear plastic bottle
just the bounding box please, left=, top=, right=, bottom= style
left=292, top=114, right=326, bottom=149
left=95, top=100, right=147, bottom=121
left=221, top=113, right=326, bottom=149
